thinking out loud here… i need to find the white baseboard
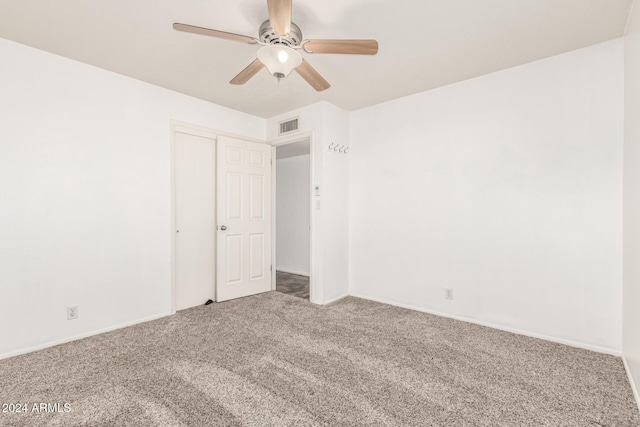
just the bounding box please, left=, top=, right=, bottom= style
left=319, top=293, right=349, bottom=305
left=623, top=356, right=640, bottom=412
left=0, top=312, right=172, bottom=361
left=349, top=292, right=621, bottom=357
left=276, top=267, right=310, bottom=277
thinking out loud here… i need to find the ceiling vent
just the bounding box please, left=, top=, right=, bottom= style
left=279, top=118, right=299, bottom=135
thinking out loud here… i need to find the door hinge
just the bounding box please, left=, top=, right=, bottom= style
left=270, top=265, right=273, bottom=271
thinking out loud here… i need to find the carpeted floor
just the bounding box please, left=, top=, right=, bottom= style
left=1, top=292, right=638, bottom=426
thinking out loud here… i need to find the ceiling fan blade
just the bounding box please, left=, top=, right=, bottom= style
left=230, top=59, right=265, bottom=85
left=302, top=39, right=378, bottom=55
left=295, top=59, right=330, bottom=92
left=173, top=23, right=257, bottom=44
left=267, top=0, right=292, bottom=36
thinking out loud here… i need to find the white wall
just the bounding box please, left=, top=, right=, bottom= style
left=0, top=38, right=265, bottom=358
left=1, top=31, right=629, bottom=363
left=268, top=102, right=350, bottom=304
left=276, top=154, right=310, bottom=275
left=349, top=40, right=624, bottom=353
left=623, top=0, right=640, bottom=406
left=320, top=104, right=350, bottom=303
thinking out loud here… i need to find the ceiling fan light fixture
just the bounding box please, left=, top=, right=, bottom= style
left=175, top=1, right=378, bottom=91
left=257, top=45, right=302, bottom=79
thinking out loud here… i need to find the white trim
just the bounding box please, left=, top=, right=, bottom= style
left=269, top=131, right=316, bottom=302
left=171, top=120, right=264, bottom=144
left=0, top=312, right=171, bottom=361
left=269, top=130, right=313, bottom=147
left=349, top=292, right=622, bottom=356
left=623, top=356, right=640, bottom=412
left=169, top=122, right=178, bottom=313
left=320, top=293, right=349, bottom=305
left=271, top=147, right=277, bottom=291
left=275, top=267, right=310, bottom=277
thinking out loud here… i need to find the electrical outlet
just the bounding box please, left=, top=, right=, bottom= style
left=67, top=306, right=78, bottom=320
left=445, top=289, right=454, bottom=300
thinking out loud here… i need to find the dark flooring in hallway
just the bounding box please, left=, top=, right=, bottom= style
left=276, top=271, right=309, bottom=300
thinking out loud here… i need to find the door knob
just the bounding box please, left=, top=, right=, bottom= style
left=220, top=225, right=227, bottom=231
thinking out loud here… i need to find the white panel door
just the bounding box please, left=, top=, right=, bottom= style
left=175, top=132, right=215, bottom=310
left=216, top=135, right=272, bottom=302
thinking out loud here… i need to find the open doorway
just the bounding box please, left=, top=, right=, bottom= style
left=275, top=139, right=311, bottom=300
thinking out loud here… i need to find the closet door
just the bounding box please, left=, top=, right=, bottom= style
left=174, top=131, right=216, bottom=310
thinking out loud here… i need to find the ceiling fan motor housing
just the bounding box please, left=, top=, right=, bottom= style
left=259, top=20, right=303, bottom=46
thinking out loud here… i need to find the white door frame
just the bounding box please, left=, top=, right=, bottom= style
left=170, top=120, right=265, bottom=313
left=269, top=131, right=315, bottom=302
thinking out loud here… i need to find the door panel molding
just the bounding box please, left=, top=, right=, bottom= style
left=216, top=135, right=273, bottom=302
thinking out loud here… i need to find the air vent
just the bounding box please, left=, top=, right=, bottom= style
left=279, top=118, right=299, bottom=135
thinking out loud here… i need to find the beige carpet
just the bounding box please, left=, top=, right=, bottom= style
left=0, top=292, right=638, bottom=426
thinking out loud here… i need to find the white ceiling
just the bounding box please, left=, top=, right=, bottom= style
left=0, top=0, right=633, bottom=118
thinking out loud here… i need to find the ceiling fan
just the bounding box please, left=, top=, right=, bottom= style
left=173, top=0, right=378, bottom=91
